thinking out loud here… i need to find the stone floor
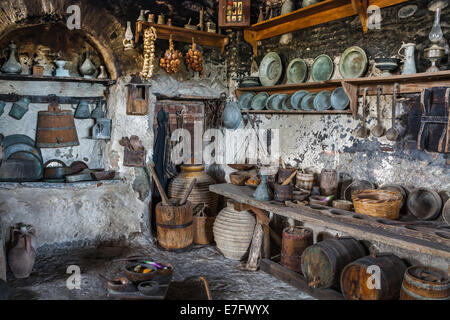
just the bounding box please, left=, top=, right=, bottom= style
left=5, top=240, right=314, bottom=300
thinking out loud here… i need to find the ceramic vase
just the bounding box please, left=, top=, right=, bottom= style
left=1, top=42, right=22, bottom=74
left=79, top=52, right=97, bottom=78
left=253, top=175, right=273, bottom=201
left=8, top=227, right=36, bottom=279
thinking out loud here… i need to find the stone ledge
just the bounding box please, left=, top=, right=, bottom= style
left=0, top=180, right=121, bottom=190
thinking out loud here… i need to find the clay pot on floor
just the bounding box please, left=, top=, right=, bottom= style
left=8, top=227, right=36, bottom=279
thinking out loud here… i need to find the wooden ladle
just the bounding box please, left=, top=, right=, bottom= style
left=386, top=83, right=400, bottom=141
left=372, top=85, right=385, bottom=138
left=355, top=88, right=369, bottom=138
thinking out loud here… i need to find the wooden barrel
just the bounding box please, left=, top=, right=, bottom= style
left=340, top=253, right=407, bottom=300
left=155, top=200, right=193, bottom=251
left=193, top=211, right=215, bottom=245
left=301, top=237, right=366, bottom=289
left=400, top=266, right=450, bottom=300
left=36, top=104, right=79, bottom=148
left=281, top=227, right=313, bottom=274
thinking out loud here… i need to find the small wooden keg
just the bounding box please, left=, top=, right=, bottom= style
left=274, top=184, right=293, bottom=202
left=301, top=237, right=366, bottom=289
left=281, top=227, right=313, bottom=274
left=155, top=200, right=193, bottom=251
left=340, top=253, right=407, bottom=300
left=36, top=103, right=79, bottom=148
left=193, top=210, right=215, bottom=245
left=400, top=266, right=449, bottom=300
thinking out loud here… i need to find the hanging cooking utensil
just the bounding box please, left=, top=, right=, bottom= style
left=43, top=159, right=73, bottom=180
left=386, top=83, right=400, bottom=141
left=355, top=88, right=369, bottom=138
left=91, top=100, right=106, bottom=119
left=372, top=86, right=385, bottom=138
left=74, top=100, right=91, bottom=119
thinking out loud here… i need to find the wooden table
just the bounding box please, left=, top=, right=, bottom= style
left=210, top=183, right=450, bottom=300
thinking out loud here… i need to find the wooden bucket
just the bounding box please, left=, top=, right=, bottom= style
left=281, top=227, right=313, bottom=274
left=295, top=172, right=314, bottom=191
left=277, top=168, right=296, bottom=185
left=36, top=104, right=79, bottom=148
left=193, top=209, right=215, bottom=245
left=155, top=200, right=193, bottom=251
left=400, top=266, right=449, bottom=300
left=301, top=237, right=366, bottom=289
left=352, top=189, right=402, bottom=220
left=340, top=253, right=407, bottom=300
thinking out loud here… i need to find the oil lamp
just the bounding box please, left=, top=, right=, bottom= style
left=424, top=0, right=448, bottom=72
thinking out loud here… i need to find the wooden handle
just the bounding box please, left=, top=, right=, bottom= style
left=179, top=178, right=197, bottom=206
left=281, top=170, right=297, bottom=186
left=147, top=163, right=170, bottom=206
left=279, top=156, right=286, bottom=169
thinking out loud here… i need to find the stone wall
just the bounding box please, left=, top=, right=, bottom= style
left=227, top=0, right=450, bottom=192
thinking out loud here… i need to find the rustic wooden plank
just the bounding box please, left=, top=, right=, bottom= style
left=0, top=94, right=105, bottom=104
left=135, top=22, right=229, bottom=52
left=260, top=259, right=344, bottom=300
left=246, top=224, right=264, bottom=271
left=210, top=184, right=450, bottom=259
left=0, top=74, right=115, bottom=85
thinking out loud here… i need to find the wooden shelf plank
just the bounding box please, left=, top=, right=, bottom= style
left=136, top=22, right=229, bottom=53
left=241, top=109, right=352, bottom=115
left=244, top=0, right=408, bottom=56
left=0, top=74, right=115, bottom=86
left=210, top=184, right=450, bottom=260
left=260, top=259, right=344, bottom=300
left=237, top=71, right=450, bottom=118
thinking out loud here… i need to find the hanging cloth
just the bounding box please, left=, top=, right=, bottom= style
left=153, top=108, right=169, bottom=198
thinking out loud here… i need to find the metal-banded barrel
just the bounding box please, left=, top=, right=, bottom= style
left=340, top=253, right=407, bottom=300
left=36, top=104, right=79, bottom=148
left=301, top=237, right=366, bottom=289
left=155, top=200, right=193, bottom=251
left=281, top=226, right=313, bottom=274
left=400, top=266, right=449, bottom=300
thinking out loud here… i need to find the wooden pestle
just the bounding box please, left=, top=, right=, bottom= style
left=281, top=170, right=297, bottom=186
left=179, top=178, right=197, bottom=206
left=146, top=162, right=170, bottom=206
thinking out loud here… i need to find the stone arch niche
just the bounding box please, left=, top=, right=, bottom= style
left=0, top=0, right=129, bottom=79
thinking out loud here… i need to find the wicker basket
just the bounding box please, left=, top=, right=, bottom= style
left=352, top=189, right=402, bottom=220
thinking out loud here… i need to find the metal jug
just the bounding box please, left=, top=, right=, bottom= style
left=398, top=43, right=417, bottom=75
left=91, top=101, right=106, bottom=119
left=92, top=118, right=111, bottom=140
left=74, top=100, right=90, bottom=119
left=1, top=42, right=22, bottom=74
left=9, top=97, right=30, bottom=120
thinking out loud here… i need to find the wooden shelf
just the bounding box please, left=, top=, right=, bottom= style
left=244, top=0, right=408, bottom=56
left=236, top=71, right=450, bottom=118
left=210, top=184, right=450, bottom=261
left=0, top=74, right=115, bottom=86
left=241, top=109, right=352, bottom=115
left=135, top=22, right=229, bottom=53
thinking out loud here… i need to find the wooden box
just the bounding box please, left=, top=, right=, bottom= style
left=32, top=65, right=44, bottom=76
left=126, top=83, right=150, bottom=115
left=218, top=0, right=251, bottom=28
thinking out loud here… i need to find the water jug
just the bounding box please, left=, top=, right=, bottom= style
left=9, top=97, right=30, bottom=120
left=74, top=100, right=90, bottom=119
left=1, top=42, right=22, bottom=74
left=92, top=118, right=111, bottom=140
left=398, top=43, right=417, bottom=75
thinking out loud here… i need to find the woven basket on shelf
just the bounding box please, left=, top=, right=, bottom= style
left=352, top=189, right=402, bottom=220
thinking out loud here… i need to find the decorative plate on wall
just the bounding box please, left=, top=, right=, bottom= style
left=272, top=94, right=288, bottom=110
left=311, top=54, right=334, bottom=82
left=265, top=94, right=279, bottom=110
left=300, top=93, right=316, bottom=111
left=286, top=58, right=308, bottom=84
left=314, top=90, right=332, bottom=111
left=259, top=52, right=283, bottom=86
left=331, top=87, right=350, bottom=110
left=290, top=90, right=309, bottom=110
left=339, top=46, right=368, bottom=79
left=251, top=92, right=269, bottom=110
left=238, top=92, right=256, bottom=110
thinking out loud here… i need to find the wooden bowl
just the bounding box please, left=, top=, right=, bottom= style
left=107, top=277, right=132, bottom=292
left=156, top=262, right=174, bottom=277
left=228, top=164, right=254, bottom=171
left=310, top=195, right=331, bottom=206
left=138, top=281, right=160, bottom=295
left=293, top=189, right=310, bottom=201
left=230, top=172, right=249, bottom=186
left=123, top=263, right=157, bottom=283
left=91, top=170, right=116, bottom=181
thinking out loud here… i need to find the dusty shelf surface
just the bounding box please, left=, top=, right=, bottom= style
left=210, top=184, right=450, bottom=260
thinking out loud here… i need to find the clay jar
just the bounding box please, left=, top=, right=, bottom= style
left=8, top=228, right=36, bottom=278
left=320, top=169, right=339, bottom=196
